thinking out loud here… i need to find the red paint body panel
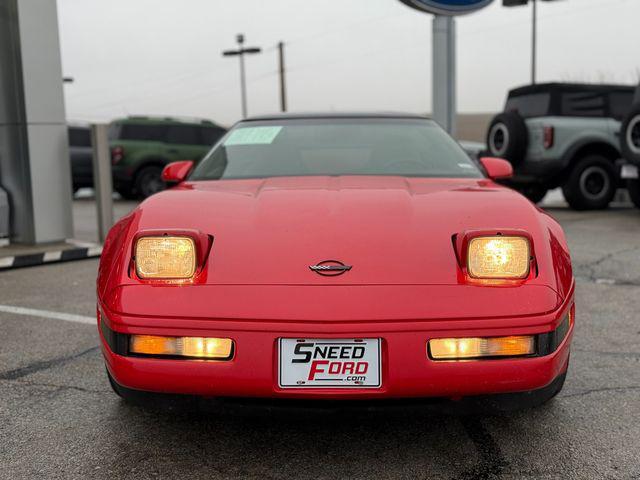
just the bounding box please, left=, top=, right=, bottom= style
left=479, top=157, right=513, bottom=180
left=162, top=160, right=194, bottom=184
left=105, top=284, right=561, bottom=323
left=97, top=175, right=575, bottom=399
left=100, top=297, right=573, bottom=399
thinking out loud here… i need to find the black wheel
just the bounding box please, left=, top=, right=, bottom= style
left=135, top=165, right=166, bottom=199
left=517, top=184, right=548, bottom=204
left=486, top=112, right=529, bottom=165
left=627, top=179, right=640, bottom=209
left=116, top=186, right=137, bottom=200
left=620, top=104, right=640, bottom=164
left=562, top=155, right=616, bottom=210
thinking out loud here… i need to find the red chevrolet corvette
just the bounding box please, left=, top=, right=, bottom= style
left=98, top=113, right=574, bottom=408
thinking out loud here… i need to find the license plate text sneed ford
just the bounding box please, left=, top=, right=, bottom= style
left=278, top=339, right=381, bottom=388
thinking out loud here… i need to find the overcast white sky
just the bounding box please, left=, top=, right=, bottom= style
left=57, top=0, right=640, bottom=126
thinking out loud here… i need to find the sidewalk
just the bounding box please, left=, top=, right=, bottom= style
left=0, top=191, right=138, bottom=270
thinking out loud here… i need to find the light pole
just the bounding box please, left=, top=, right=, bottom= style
left=223, top=34, right=262, bottom=119
left=503, top=0, right=563, bottom=85
left=531, top=0, right=537, bottom=84
left=278, top=41, right=287, bottom=112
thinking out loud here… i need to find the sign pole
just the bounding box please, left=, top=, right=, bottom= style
left=531, top=0, right=537, bottom=84
left=222, top=34, right=262, bottom=120
left=398, top=1, right=494, bottom=137
left=432, top=15, right=457, bottom=136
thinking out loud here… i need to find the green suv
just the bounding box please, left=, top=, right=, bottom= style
left=109, top=117, right=227, bottom=199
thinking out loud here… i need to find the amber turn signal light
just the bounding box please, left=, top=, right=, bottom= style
left=429, top=335, right=535, bottom=360
left=130, top=335, right=234, bottom=360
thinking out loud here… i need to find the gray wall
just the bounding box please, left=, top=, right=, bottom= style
left=0, top=0, right=72, bottom=244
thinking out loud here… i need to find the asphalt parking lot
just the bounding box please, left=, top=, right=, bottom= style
left=1, top=197, right=640, bottom=479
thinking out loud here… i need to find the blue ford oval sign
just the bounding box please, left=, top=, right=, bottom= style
left=398, top=0, right=494, bottom=15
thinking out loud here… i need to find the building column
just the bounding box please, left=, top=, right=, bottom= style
left=0, top=0, right=73, bottom=244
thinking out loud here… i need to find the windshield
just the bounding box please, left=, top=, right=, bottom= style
left=190, top=118, right=482, bottom=181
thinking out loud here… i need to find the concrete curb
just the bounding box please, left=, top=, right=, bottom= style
left=0, top=242, right=102, bottom=271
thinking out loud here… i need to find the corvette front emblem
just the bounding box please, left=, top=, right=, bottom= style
left=309, top=260, right=352, bottom=277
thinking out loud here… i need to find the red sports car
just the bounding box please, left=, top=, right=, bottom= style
left=98, top=113, right=574, bottom=409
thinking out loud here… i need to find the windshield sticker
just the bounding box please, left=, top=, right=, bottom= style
left=224, top=126, right=283, bottom=146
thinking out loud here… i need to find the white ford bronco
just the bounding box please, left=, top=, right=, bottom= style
left=620, top=86, right=640, bottom=208
left=486, top=83, right=637, bottom=210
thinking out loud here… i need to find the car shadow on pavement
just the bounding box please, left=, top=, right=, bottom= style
left=97, top=395, right=566, bottom=480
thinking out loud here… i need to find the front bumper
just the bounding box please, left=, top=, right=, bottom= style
left=99, top=298, right=574, bottom=400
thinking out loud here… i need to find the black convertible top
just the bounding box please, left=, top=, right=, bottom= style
left=244, top=112, right=430, bottom=122
left=509, top=82, right=636, bottom=98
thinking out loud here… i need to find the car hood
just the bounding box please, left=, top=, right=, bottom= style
left=131, top=176, right=549, bottom=286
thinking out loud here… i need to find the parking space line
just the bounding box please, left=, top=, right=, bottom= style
left=0, top=304, right=94, bottom=325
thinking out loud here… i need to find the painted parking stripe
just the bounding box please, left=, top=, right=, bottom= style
left=43, top=251, right=63, bottom=262
left=0, top=305, right=94, bottom=325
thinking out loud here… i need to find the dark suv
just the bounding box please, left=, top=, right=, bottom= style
left=110, top=117, right=226, bottom=199
left=69, top=125, right=93, bottom=193
left=486, top=83, right=636, bottom=210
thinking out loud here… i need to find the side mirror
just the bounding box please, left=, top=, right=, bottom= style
left=162, top=160, right=194, bottom=185
left=479, top=157, right=513, bottom=180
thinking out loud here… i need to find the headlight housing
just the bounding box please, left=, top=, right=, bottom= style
left=467, top=235, right=531, bottom=279
left=135, top=236, right=196, bottom=279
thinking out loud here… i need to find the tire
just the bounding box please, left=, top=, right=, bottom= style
left=135, top=165, right=166, bottom=199
left=627, top=179, right=640, bottom=209
left=116, top=186, right=137, bottom=200
left=620, top=104, right=640, bottom=164
left=517, top=184, right=548, bottom=204
left=562, top=154, right=617, bottom=211
left=486, top=112, right=528, bottom=164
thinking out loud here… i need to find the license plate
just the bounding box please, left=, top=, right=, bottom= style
left=278, top=338, right=381, bottom=388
